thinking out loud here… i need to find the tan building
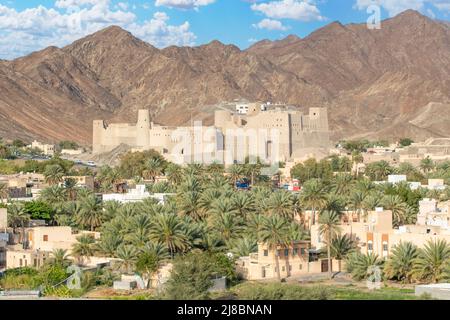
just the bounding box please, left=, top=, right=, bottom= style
left=398, top=138, right=450, bottom=164
left=0, top=208, right=7, bottom=230
left=28, top=140, right=55, bottom=156
left=310, top=207, right=450, bottom=259
left=6, top=249, right=49, bottom=269
left=5, top=226, right=101, bottom=269
left=93, top=104, right=330, bottom=164
left=235, top=241, right=340, bottom=280
left=62, top=176, right=95, bottom=190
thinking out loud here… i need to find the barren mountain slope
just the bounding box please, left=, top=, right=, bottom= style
left=0, top=10, right=449, bottom=144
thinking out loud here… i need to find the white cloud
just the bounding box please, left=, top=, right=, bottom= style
left=0, top=1, right=197, bottom=59
left=117, top=2, right=129, bottom=11
left=253, top=18, right=289, bottom=30
left=251, top=0, right=324, bottom=21
left=355, top=0, right=450, bottom=17
left=155, top=0, right=216, bottom=10
left=129, top=12, right=196, bottom=47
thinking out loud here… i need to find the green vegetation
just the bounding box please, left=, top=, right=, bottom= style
left=345, top=240, right=450, bottom=284
left=2, top=146, right=450, bottom=299
left=58, top=140, right=79, bottom=150
left=339, top=139, right=389, bottom=153
left=399, top=138, right=414, bottom=147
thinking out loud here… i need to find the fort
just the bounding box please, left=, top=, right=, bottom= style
left=93, top=103, right=330, bottom=164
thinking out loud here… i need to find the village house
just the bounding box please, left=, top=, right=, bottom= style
left=310, top=206, right=450, bottom=259
left=28, top=140, right=55, bottom=156
left=62, top=175, right=95, bottom=191
left=235, top=241, right=340, bottom=280
left=102, top=184, right=173, bottom=204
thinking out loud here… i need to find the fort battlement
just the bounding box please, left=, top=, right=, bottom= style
left=93, top=104, right=330, bottom=163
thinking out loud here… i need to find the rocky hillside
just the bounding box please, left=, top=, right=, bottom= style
left=0, top=10, right=448, bottom=144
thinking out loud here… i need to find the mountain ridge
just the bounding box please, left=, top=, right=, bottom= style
left=0, top=10, right=449, bottom=145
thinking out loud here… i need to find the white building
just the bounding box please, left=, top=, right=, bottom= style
left=28, top=140, right=55, bottom=156
left=102, top=185, right=173, bottom=204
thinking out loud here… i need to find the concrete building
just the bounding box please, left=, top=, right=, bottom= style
left=5, top=226, right=101, bottom=269
left=62, top=176, right=94, bottom=190
left=0, top=208, right=6, bottom=230
left=93, top=104, right=330, bottom=164
left=311, top=207, right=450, bottom=259
left=28, top=140, right=55, bottom=156
left=235, top=241, right=340, bottom=280
left=6, top=250, right=50, bottom=269
left=417, top=199, right=450, bottom=229
left=398, top=138, right=450, bottom=165
left=102, top=184, right=172, bottom=204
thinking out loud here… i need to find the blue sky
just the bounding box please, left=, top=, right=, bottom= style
left=0, top=0, right=449, bottom=59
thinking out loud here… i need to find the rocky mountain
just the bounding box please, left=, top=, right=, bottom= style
left=0, top=10, right=449, bottom=145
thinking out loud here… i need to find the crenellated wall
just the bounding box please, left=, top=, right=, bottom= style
left=93, top=107, right=330, bottom=163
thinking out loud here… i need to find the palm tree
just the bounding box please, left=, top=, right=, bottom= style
left=76, top=195, right=104, bottom=231
left=231, top=192, right=255, bottom=217
left=300, top=179, right=328, bottom=228
left=331, top=173, right=354, bottom=197
left=245, top=213, right=266, bottom=241
left=228, top=164, right=244, bottom=188
left=384, top=242, right=418, bottom=283
left=345, top=252, right=384, bottom=281
left=126, top=214, right=152, bottom=246
left=319, top=210, right=342, bottom=279
left=178, top=190, right=204, bottom=220
left=114, top=244, right=138, bottom=275
left=209, top=197, right=238, bottom=217
left=136, top=242, right=170, bottom=288
left=0, top=183, right=9, bottom=204
left=149, top=213, right=189, bottom=258
left=382, top=195, right=407, bottom=227
left=366, top=161, right=393, bottom=181
left=39, top=185, right=67, bottom=205
left=49, top=249, right=72, bottom=267
left=211, top=211, right=243, bottom=243
left=63, top=178, right=78, bottom=201
left=244, top=162, right=262, bottom=186
left=165, top=163, right=183, bottom=185
left=7, top=202, right=29, bottom=235
left=267, top=191, right=294, bottom=219
left=259, top=215, right=290, bottom=281
left=44, top=164, right=65, bottom=185
left=348, top=190, right=366, bottom=222
left=330, top=234, right=355, bottom=272
left=229, top=237, right=258, bottom=258
left=72, top=234, right=95, bottom=266
left=351, top=151, right=364, bottom=177
left=420, top=156, right=435, bottom=174
left=143, top=158, right=163, bottom=182
left=95, top=232, right=123, bottom=257
left=412, top=239, right=450, bottom=283
left=103, top=200, right=122, bottom=222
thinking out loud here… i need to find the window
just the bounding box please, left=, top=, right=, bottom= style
left=277, top=250, right=282, bottom=257
left=299, top=264, right=303, bottom=270
left=289, top=265, right=292, bottom=271
left=293, top=248, right=298, bottom=256
left=368, top=242, right=373, bottom=251
left=19, top=259, right=23, bottom=267
left=43, top=235, right=48, bottom=242
left=383, top=242, right=388, bottom=252
left=282, top=266, right=285, bottom=272
left=284, top=249, right=289, bottom=257
left=263, top=250, right=268, bottom=257
left=300, top=248, right=306, bottom=255
left=34, top=259, right=37, bottom=267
